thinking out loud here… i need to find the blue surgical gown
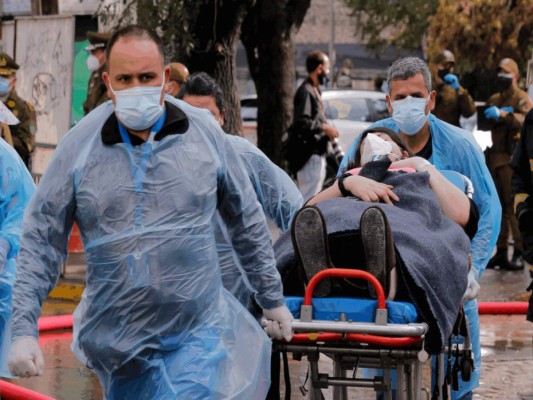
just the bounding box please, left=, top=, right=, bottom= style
left=339, top=114, right=501, bottom=397
left=10, top=98, right=283, bottom=399
left=216, top=135, right=303, bottom=307
left=0, top=140, right=35, bottom=376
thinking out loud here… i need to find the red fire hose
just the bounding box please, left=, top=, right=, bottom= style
left=0, top=380, right=55, bottom=400
left=478, top=301, right=529, bottom=314
left=37, top=314, right=73, bottom=332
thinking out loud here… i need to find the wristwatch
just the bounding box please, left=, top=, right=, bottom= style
left=337, top=173, right=353, bottom=197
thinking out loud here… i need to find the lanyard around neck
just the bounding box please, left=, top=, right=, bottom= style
left=117, top=109, right=167, bottom=189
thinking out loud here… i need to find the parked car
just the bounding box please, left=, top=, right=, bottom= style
left=239, top=89, right=390, bottom=150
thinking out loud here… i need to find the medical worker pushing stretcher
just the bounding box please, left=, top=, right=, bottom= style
left=7, top=25, right=293, bottom=399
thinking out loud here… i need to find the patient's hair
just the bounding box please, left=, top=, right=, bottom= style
left=348, top=127, right=414, bottom=170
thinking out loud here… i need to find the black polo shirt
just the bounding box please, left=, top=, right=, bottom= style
left=101, top=101, right=189, bottom=146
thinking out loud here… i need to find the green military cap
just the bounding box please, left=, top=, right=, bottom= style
left=84, top=31, right=112, bottom=51
left=0, top=52, right=19, bottom=76
left=433, top=50, right=455, bottom=65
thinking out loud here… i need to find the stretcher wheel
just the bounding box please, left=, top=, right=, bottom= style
left=460, top=358, right=473, bottom=382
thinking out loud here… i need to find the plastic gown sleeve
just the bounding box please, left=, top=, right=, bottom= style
left=214, top=128, right=285, bottom=310
left=0, top=142, right=35, bottom=376
left=216, top=136, right=303, bottom=305
left=338, top=115, right=501, bottom=276
left=10, top=127, right=82, bottom=340
left=0, top=150, right=35, bottom=260
left=226, top=135, right=304, bottom=231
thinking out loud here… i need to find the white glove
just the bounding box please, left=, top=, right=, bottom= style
left=261, top=305, right=294, bottom=341
left=8, top=336, right=45, bottom=378
left=463, top=269, right=480, bottom=301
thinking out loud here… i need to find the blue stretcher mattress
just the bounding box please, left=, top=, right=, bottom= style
left=285, top=296, right=419, bottom=324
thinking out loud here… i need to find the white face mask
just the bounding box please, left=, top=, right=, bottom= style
left=361, top=133, right=393, bottom=165
left=109, top=78, right=165, bottom=131
left=391, top=95, right=430, bottom=136
left=86, top=55, right=101, bottom=72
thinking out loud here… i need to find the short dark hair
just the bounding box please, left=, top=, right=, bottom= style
left=306, top=50, right=327, bottom=73
left=348, top=127, right=414, bottom=169
left=106, top=25, right=165, bottom=69
left=177, top=72, right=225, bottom=112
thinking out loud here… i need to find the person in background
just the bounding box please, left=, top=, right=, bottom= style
left=431, top=49, right=476, bottom=127
left=0, top=101, right=35, bottom=376
left=286, top=50, right=340, bottom=201
left=7, top=25, right=292, bottom=399
left=336, top=58, right=354, bottom=89
left=339, top=56, right=501, bottom=400
left=0, top=52, right=36, bottom=169
left=178, top=71, right=304, bottom=308
left=485, top=58, right=533, bottom=270
left=83, top=31, right=112, bottom=115
left=166, top=62, right=189, bottom=97
left=510, top=108, right=533, bottom=322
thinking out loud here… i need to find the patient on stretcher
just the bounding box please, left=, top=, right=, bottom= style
left=274, top=127, right=479, bottom=353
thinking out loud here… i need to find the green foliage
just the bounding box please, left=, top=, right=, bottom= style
left=427, top=0, right=533, bottom=99
left=343, top=0, right=438, bottom=53
left=95, top=0, right=199, bottom=61
left=427, top=0, right=533, bottom=75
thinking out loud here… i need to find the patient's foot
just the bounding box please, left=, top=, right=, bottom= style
left=291, top=205, right=332, bottom=297
left=360, top=206, right=396, bottom=299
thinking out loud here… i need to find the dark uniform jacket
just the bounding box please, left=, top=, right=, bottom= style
left=433, top=80, right=476, bottom=127
left=5, top=89, right=36, bottom=166
left=486, top=86, right=532, bottom=169
left=510, top=108, right=533, bottom=321
left=83, top=66, right=108, bottom=115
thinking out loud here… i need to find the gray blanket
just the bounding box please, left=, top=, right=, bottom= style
left=275, top=171, right=470, bottom=354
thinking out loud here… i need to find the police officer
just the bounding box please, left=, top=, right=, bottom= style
left=486, top=58, right=533, bottom=270
left=431, top=50, right=476, bottom=127
left=165, top=62, right=189, bottom=97
left=83, top=31, right=111, bottom=115
left=0, top=52, right=36, bottom=168
left=510, top=108, right=533, bottom=321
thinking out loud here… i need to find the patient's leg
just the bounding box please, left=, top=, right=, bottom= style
left=292, top=205, right=332, bottom=297
left=360, top=206, right=397, bottom=299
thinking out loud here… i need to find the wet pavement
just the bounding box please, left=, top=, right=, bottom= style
left=2, top=257, right=532, bottom=399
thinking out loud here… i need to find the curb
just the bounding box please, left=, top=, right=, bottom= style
left=48, top=280, right=84, bottom=302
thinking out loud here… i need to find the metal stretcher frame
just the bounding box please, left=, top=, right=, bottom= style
left=275, top=268, right=432, bottom=400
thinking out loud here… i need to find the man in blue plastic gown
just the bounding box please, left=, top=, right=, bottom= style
left=339, top=57, right=501, bottom=400
left=6, top=25, right=294, bottom=399
left=178, top=72, right=304, bottom=307
left=0, top=102, right=35, bottom=376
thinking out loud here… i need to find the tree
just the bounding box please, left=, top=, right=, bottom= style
left=343, top=0, right=438, bottom=54
left=427, top=0, right=533, bottom=100
left=96, top=0, right=251, bottom=135
left=241, top=0, right=311, bottom=163
left=95, top=0, right=312, bottom=162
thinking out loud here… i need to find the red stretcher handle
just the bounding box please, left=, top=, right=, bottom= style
left=298, top=268, right=424, bottom=347
left=304, top=268, right=386, bottom=309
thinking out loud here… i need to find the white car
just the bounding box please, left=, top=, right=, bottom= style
left=239, top=89, right=390, bottom=151
left=322, top=89, right=390, bottom=151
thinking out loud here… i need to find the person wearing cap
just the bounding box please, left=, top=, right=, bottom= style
left=431, top=49, right=476, bottom=127
left=0, top=100, right=35, bottom=376
left=0, top=52, right=36, bottom=169
left=166, top=62, right=189, bottom=97
left=83, top=31, right=112, bottom=115
left=485, top=58, right=533, bottom=271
